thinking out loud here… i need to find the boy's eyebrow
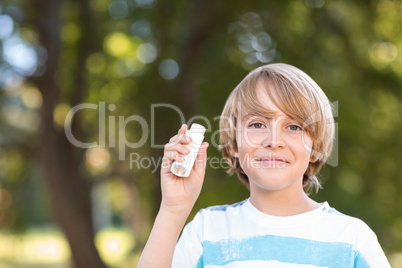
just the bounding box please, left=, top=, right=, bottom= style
left=242, top=111, right=286, bottom=120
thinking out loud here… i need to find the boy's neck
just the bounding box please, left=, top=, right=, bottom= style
left=249, top=188, right=320, bottom=217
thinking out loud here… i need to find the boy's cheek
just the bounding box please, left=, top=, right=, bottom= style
left=241, top=133, right=264, bottom=149
left=301, top=132, right=314, bottom=151
left=238, top=139, right=259, bottom=151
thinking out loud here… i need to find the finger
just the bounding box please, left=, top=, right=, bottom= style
left=178, top=124, right=187, bottom=134
left=164, top=142, right=190, bottom=155
left=164, top=149, right=186, bottom=161
left=194, top=142, right=209, bottom=173
left=169, top=133, right=192, bottom=144
left=179, top=133, right=192, bottom=144
left=169, top=124, right=191, bottom=144
left=161, top=151, right=185, bottom=172
left=177, top=124, right=188, bottom=144
left=170, top=151, right=185, bottom=163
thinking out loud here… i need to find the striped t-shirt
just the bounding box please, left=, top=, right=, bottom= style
left=172, top=199, right=390, bottom=268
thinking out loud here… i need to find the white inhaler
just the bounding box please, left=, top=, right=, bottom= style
left=170, top=123, right=206, bottom=177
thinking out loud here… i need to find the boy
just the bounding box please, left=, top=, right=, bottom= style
left=137, top=63, right=391, bottom=267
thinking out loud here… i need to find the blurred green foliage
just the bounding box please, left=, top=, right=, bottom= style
left=0, top=0, right=402, bottom=266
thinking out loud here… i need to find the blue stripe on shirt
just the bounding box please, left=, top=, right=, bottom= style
left=196, top=255, right=203, bottom=268
left=354, top=250, right=370, bottom=268
left=200, top=234, right=369, bottom=267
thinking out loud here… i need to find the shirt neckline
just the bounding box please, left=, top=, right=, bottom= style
left=243, top=198, right=330, bottom=228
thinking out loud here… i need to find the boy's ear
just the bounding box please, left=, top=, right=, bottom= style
left=309, top=154, right=318, bottom=163
left=229, top=149, right=239, bottom=158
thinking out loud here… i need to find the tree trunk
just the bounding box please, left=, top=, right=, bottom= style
left=30, top=0, right=107, bottom=267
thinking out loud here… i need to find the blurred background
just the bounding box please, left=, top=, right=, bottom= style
left=0, top=0, right=401, bottom=267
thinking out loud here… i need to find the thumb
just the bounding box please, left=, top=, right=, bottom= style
left=194, top=142, right=209, bottom=175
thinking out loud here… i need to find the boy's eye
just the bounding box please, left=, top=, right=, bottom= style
left=249, top=122, right=265, bottom=129
left=287, top=125, right=302, bottom=131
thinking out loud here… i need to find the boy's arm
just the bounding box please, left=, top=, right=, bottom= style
left=136, top=206, right=192, bottom=268
left=137, top=124, right=208, bottom=268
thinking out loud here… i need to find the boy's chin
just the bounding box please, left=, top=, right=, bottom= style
left=250, top=180, right=303, bottom=193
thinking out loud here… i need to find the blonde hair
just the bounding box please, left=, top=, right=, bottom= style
left=219, top=63, right=335, bottom=193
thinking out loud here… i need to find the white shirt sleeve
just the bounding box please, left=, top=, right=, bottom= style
left=172, top=210, right=204, bottom=268
left=355, top=231, right=391, bottom=268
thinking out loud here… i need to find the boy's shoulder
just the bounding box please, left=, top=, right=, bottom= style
left=319, top=204, right=379, bottom=250
left=321, top=203, right=372, bottom=225
left=202, top=199, right=248, bottom=212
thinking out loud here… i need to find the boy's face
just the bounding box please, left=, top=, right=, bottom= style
left=234, top=82, right=314, bottom=195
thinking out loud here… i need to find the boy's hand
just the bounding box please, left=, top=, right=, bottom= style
left=160, top=124, right=209, bottom=214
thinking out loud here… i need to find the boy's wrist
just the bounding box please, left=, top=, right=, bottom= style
left=160, top=199, right=194, bottom=216
left=157, top=203, right=192, bottom=231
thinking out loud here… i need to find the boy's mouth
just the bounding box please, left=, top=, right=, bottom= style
left=258, top=156, right=288, bottom=163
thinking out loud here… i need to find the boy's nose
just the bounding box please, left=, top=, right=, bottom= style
left=262, top=127, right=285, bottom=149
